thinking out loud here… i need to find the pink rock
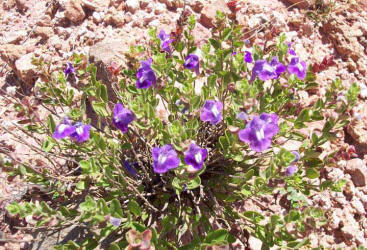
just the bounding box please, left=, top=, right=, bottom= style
left=346, top=158, right=367, bottom=187
left=65, top=0, right=85, bottom=23
left=200, top=0, right=230, bottom=28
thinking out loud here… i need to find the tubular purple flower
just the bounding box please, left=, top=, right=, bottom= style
left=53, top=117, right=75, bottom=140
left=287, top=42, right=297, bottom=55
left=113, top=103, right=135, bottom=133
left=244, top=51, right=253, bottom=63
left=110, top=217, right=121, bottom=227
left=250, top=57, right=286, bottom=82
left=200, top=100, right=223, bottom=125
left=64, top=62, right=75, bottom=75
left=288, top=57, right=307, bottom=80
left=237, top=111, right=248, bottom=121
left=238, top=113, right=279, bottom=152
left=152, top=144, right=180, bottom=174
left=184, top=54, right=200, bottom=75
left=136, top=59, right=157, bottom=89
left=286, top=165, right=298, bottom=176
left=158, top=30, right=174, bottom=54
left=123, top=160, right=139, bottom=177
left=291, top=151, right=300, bottom=162
left=184, top=143, right=208, bottom=170
left=231, top=51, right=237, bottom=56
left=70, top=122, right=91, bottom=143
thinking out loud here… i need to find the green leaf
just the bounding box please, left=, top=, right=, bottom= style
left=109, top=243, right=120, bottom=250
left=242, top=211, right=265, bottom=223
left=187, top=176, right=201, bottom=190
left=47, top=115, right=56, bottom=132
left=204, top=229, right=233, bottom=245
left=80, top=195, right=96, bottom=212
left=76, top=180, right=87, bottom=190
left=100, top=84, right=108, bottom=102
left=306, top=168, right=320, bottom=179
left=127, top=200, right=141, bottom=217
left=42, top=136, right=55, bottom=152
left=110, top=199, right=123, bottom=218
left=209, top=38, right=221, bottom=50
left=346, top=82, right=359, bottom=105
left=7, top=203, right=21, bottom=215
left=92, top=101, right=109, bottom=116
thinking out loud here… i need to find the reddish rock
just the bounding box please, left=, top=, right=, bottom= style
left=200, top=0, right=230, bottom=28
left=14, top=53, right=38, bottom=85
left=64, top=0, right=85, bottom=23
left=0, top=44, right=27, bottom=69
left=37, top=15, right=52, bottom=27
left=82, top=0, right=110, bottom=11
left=190, top=1, right=204, bottom=13
left=34, top=27, right=54, bottom=40
left=346, top=158, right=367, bottom=187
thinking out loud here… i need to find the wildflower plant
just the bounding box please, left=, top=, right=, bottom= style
left=4, top=12, right=359, bottom=249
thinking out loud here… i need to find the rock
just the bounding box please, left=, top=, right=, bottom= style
left=158, top=0, right=183, bottom=10
left=351, top=198, right=366, bottom=215
left=37, top=15, right=52, bottom=27
left=92, top=12, right=104, bottom=24
left=14, top=53, right=38, bottom=85
left=200, top=0, right=230, bottom=28
left=105, top=11, right=125, bottom=27
left=347, top=118, right=367, bottom=154
left=15, top=0, right=28, bottom=11
left=65, top=0, right=85, bottom=23
left=3, top=30, right=27, bottom=44
left=126, top=0, right=139, bottom=13
left=346, top=158, right=367, bottom=187
left=88, top=41, right=126, bottom=127
left=322, top=14, right=364, bottom=62
left=34, top=27, right=54, bottom=40
left=284, top=0, right=311, bottom=8
left=190, top=0, right=204, bottom=13
left=154, top=2, right=166, bottom=15
left=140, top=0, right=149, bottom=9
left=248, top=236, right=262, bottom=250
left=124, top=13, right=132, bottom=23
left=143, top=14, right=155, bottom=26
left=82, top=0, right=110, bottom=11
left=329, top=208, right=342, bottom=229
left=341, top=209, right=361, bottom=241
left=0, top=44, right=27, bottom=69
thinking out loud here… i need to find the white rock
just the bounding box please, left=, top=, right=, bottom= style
left=4, top=30, right=27, bottom=44
left=92, top=12, right=103, bottom=24
left=6, top=86, right=17, bottom=96
left=126, top=0, right=139, bottom=13
left=360, top=88, right=367, bottom=99
left=351, top=198, right=366, bottom=215
left=248, top=236, right=262, bottom=250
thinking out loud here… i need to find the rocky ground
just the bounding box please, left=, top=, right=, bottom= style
left=1, top=0, right=367, bottom=249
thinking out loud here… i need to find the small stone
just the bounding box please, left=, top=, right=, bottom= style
left=34, top=27, right=54, bottom=40
left=0, top=44, right=27, bottom=69
left=347, top=119, right=367, bottom=154
left=248, top=236, right=262, bottom=250
left=124, top=13, right=132, bottom=23
left=351, top=198, right=366, bottom=215
left=126, top=0, right=139, bottom=13
left=3, top=30, right=27, bottom=44
left=92, top=12, right=104, bottom=24
left=360, top=88, right=367, bottom=99
left=346, top=158, right=367, bottom=187
left=82, top=0, right=110, bottom=11
left=37, top=15, right=52, bottom=27
left=65, top=0, right=85, bottom=23
left=15, top=53, right=38, bottom=85
left=105, top=11, right=125, bottom=27
left=154, top=2, right=166, bottom=15
left=190, top=0, right=204, bottom=13
left=329, top=209, right=342, bottom=229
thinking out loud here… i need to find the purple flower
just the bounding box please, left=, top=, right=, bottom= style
left=287, top=42, right=297, bottom=56
left=152, top=144, right=180, bottom=174
left=200, top=100, right=223, bottom=125
left=237, top=111, right=248, bottom=121
left=232, top=51, right=237, bottom=56
left=136, top=59, right=157, bottom=89
left=158, top=30, right=174, bottom=54
left=110, top=217, right=121, bottom=227
left=184, top=144, right=208, bottom=170
left=53, top=118, right=91, bottom=143
left=69, top=122, right=91, bottom=143
left=286, top=165, right=298, bottom=176
left=244, top=51, right=253, bottom=63
left=64, top=62, right=75, bottom=75
left=184, top=54, right=199, bottom=75
left=113, top=103, right=135, bottom=133
left=250, top=57, right=285, bottom=82
left=291, top=151, right=300, bottom=162
left=288, top=57, right=306, bottom=80
left=123, top=160, right=139, bottom=177
left=238, top=113, right=279, bottom=152
left=53, top=117, right=75, bottom=140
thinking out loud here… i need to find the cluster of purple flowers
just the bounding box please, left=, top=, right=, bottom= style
left=56, top=35, right=309, bottom=178
left=152, top=143, right=207, bottom=174
left=53, top=117, right=91, bottom=143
